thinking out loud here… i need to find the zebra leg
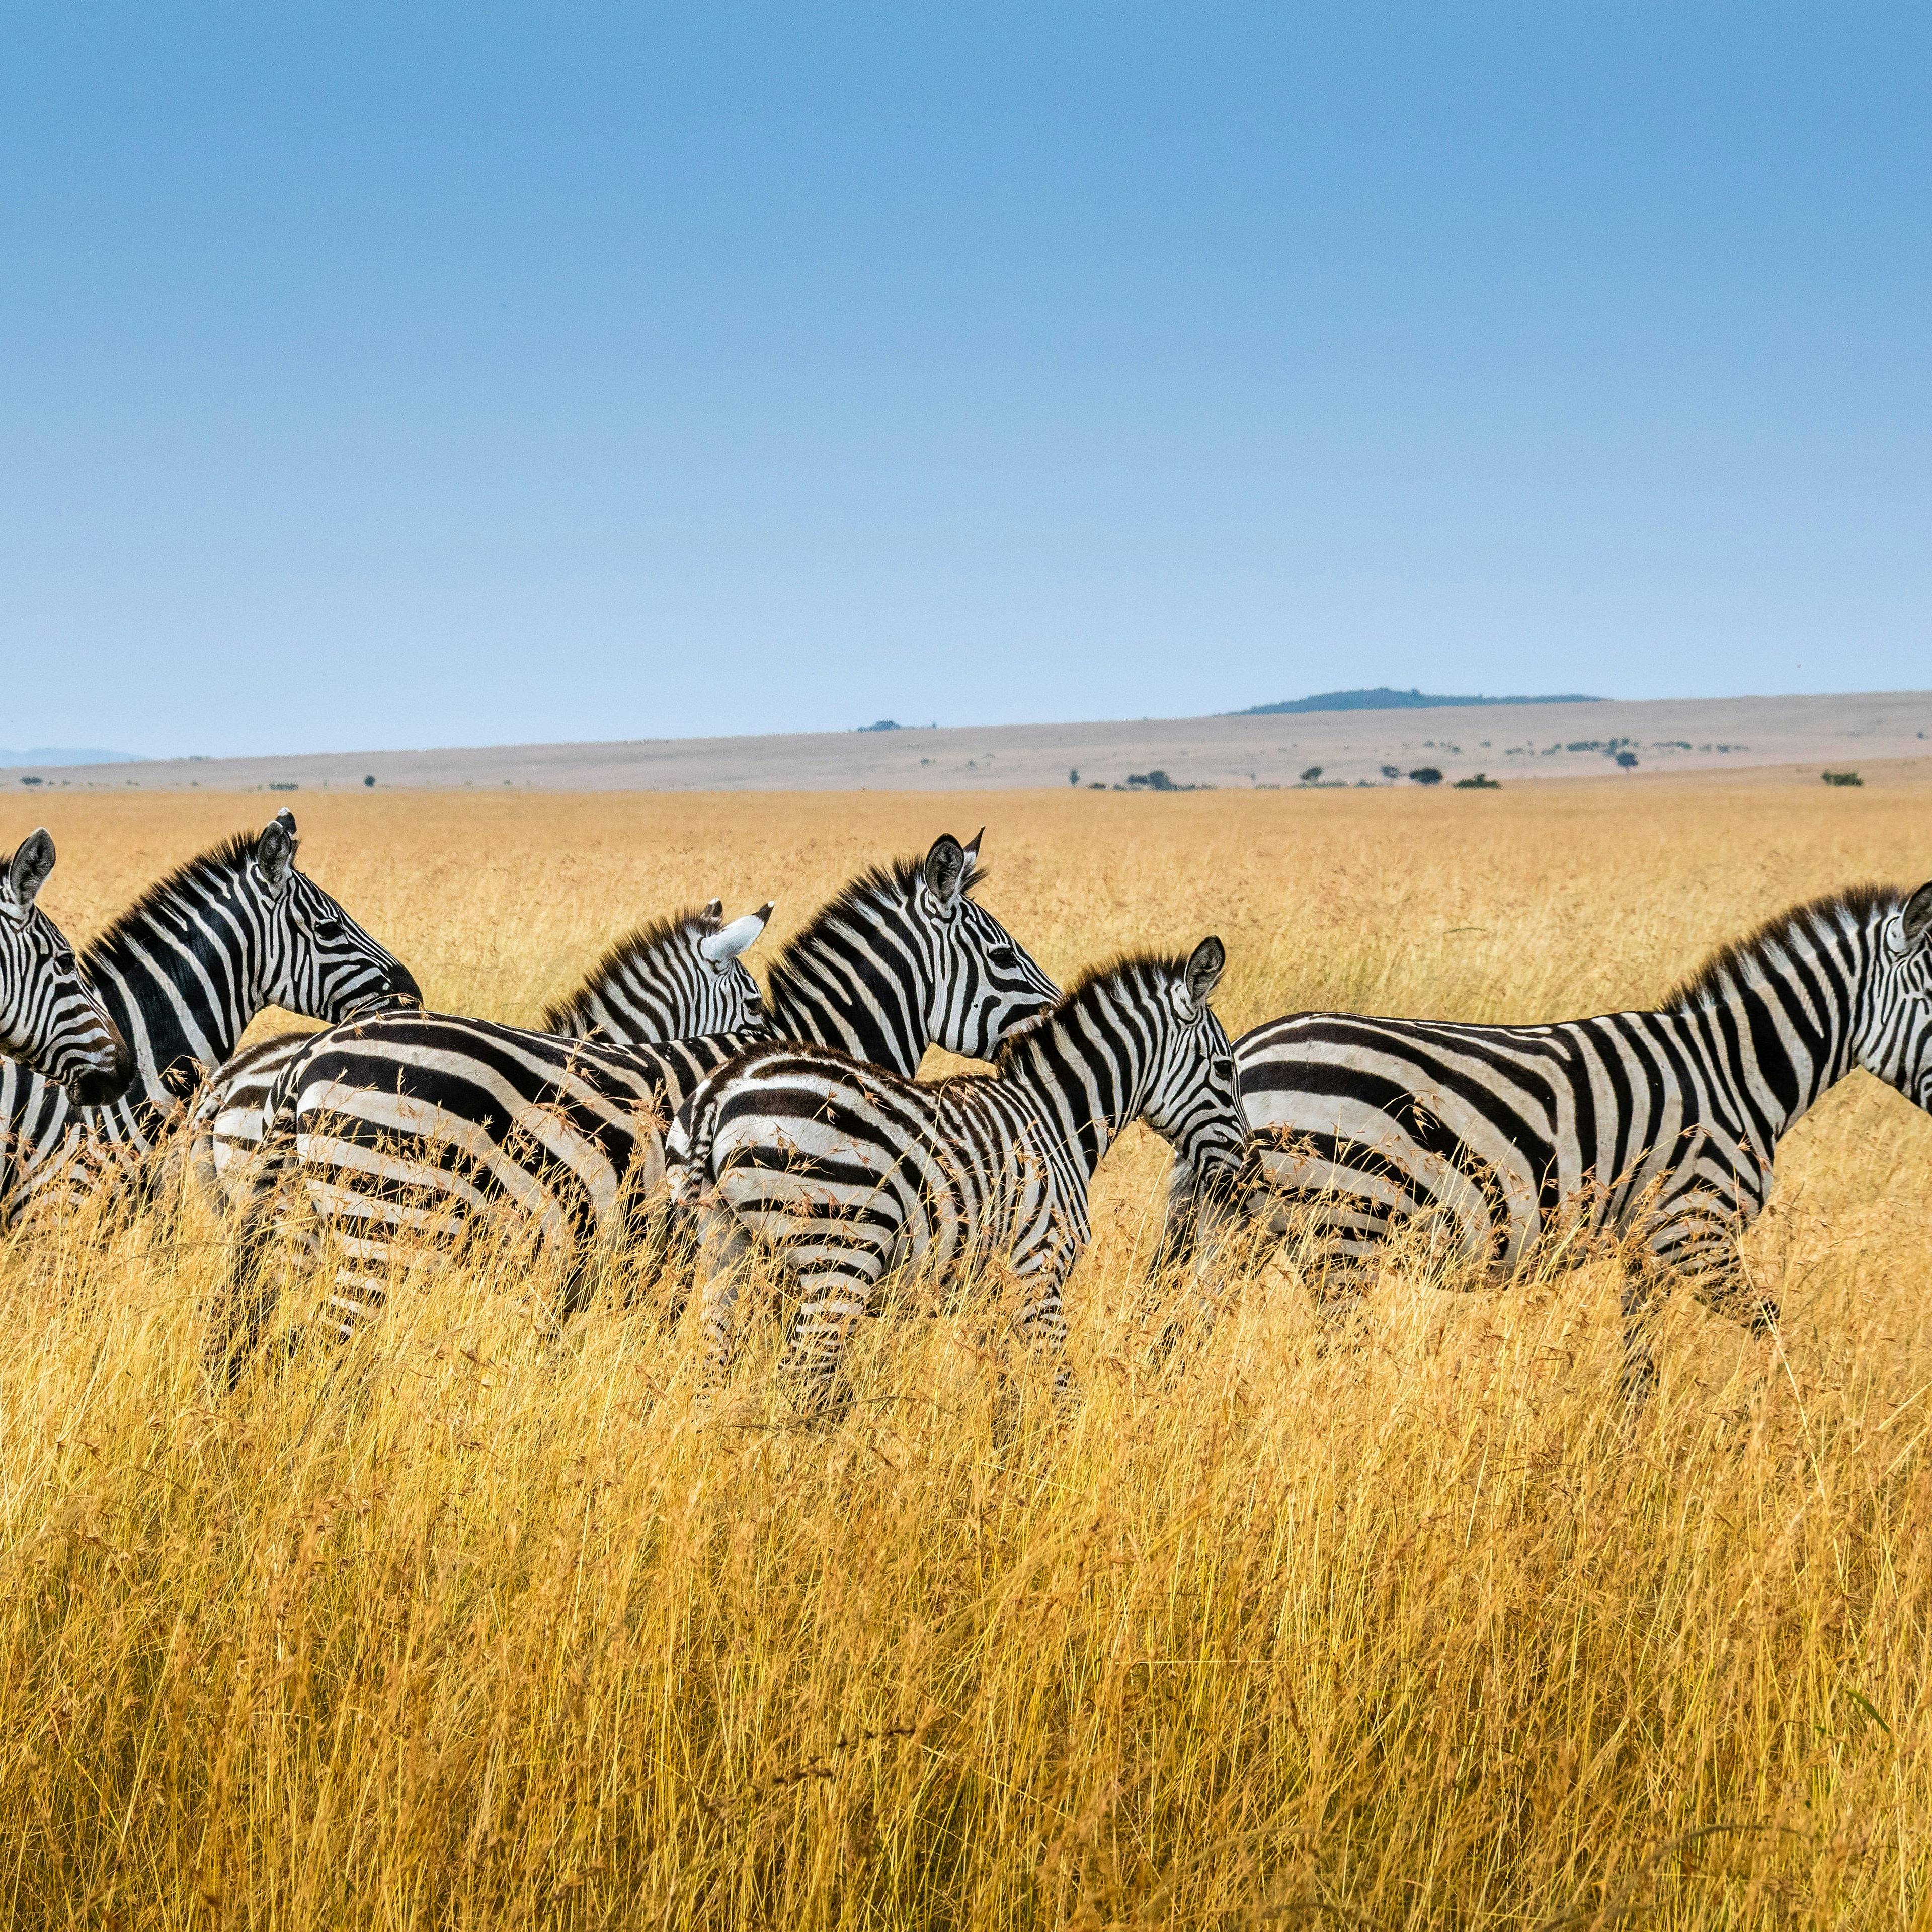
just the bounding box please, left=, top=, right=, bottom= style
left=778, top=1245, right=892, bottom=1412
left=1618, top=1267, right=1661, bottom=1405
left=1649, top=1207, right=1779, bottom=1341
left=1685, top=1257, right=1779, bottom=1338
left=1013, top=1259, right=1076, bottom=1407
left=621, top=1188, right=701, bottom=1321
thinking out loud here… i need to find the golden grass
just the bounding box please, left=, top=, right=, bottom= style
left=6, top=774, right=1932, bottom=1928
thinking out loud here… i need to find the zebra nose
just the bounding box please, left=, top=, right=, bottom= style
left=69, top=1031, right=134, bottom=1107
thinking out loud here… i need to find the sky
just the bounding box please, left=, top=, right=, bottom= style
left=4, top=6, right=1928, bottom=758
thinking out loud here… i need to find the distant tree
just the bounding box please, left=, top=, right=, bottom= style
left=1408, top=767, right=1443, bottom=786
left=1822, top=770, right=1863, bottom=787
left=1453, top=772, right=1500, bottom=789
left=1299, top=765, right=1323, bottom=784
left=1615, top=751, right=1639, bottom=769
left=1379, top=764, right=1401, bottom=781
left=1068, top=767, right=1080, bottom=787
left=364, top=775, right=376, bottom=787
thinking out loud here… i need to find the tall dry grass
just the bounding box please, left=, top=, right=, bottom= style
left=5, top=774, right=1932, bottom=1927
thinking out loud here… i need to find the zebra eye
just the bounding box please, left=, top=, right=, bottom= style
left=989, top=945, right=1018, bottom=968
left=314, top=918, right=345, bottom=942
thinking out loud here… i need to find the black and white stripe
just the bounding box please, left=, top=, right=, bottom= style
left=1, top=829, right=132, bottom=1103
left=1231, top=881, right=1932, bottom=1389
left=0, top=813, right=418, bottom=1224
left=217, top=832, right=1060, bottom=1372
left=672, top=939, right=1243, bottom=1404
left=187, top=897, right=774, bottom=1210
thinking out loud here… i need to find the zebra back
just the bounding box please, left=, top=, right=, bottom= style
left=189, top=896, right=776, bottom=1208
left=0, top=829, right=132, bottom=1102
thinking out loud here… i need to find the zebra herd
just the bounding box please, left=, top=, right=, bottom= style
left=6, top=812, right=1932, bottom=1405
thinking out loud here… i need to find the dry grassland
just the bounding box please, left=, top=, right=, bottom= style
left=5, top=776, right=1932, bottom=1928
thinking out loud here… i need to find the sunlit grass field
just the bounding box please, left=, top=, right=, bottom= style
left=6, top=773, right=1932, bottom=1928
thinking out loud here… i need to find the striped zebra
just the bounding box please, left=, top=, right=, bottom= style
left=187, top=897, right=774, bottom=1210
left=0, top=812, right=419, bottom=1225
left=2, top=829, right=132, bottom=1101
left=216, top=831, right=1059, bottom=1372
left=670, top=938, right=1243, bottom=1405
left=1230, top=881, right=1932, bottom=1392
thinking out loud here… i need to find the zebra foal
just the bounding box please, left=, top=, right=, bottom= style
left=1231, top=881, right=1932, bottom=1391
left=671, top=938, right=1244, bottom=1405
left=1, top=829, right=132, bottom=1101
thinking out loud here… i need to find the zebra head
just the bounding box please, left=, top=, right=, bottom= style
left=1859, top=882, right=1932, bottom=1110
left=0, top=829, right=133, bottom=1103
left=247, top=812, right=422, bottom=1023
left=541, top=897, right=776, bottom=1042
left=1140, top=937, right=1246, bottom=1187
left=915, top=829, right=1059, bottom=1060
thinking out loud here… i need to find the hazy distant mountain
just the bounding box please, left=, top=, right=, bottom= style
left=0, top=747, right=144, bottom=767
left=1233, top=687, right=1602, bottom=716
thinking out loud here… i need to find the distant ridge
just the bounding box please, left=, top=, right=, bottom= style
left=1233, top=687, right=1603, bottom=716
left=0, top=746, right=144, bottom=767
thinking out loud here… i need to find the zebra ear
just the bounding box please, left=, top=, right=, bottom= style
left=1180, top=936, right=1226, bottom=1014
left=962, top=828, right=985, bottom=879
left=6, top=829, right=55, bottom=918
left=924, top=834, right=968, bottom=907
left=700, top=901, right=775, bottom=963
left=702, top=898, right=723, bottom=923
left=254, top=817, right=297, bottom=895
left=1903, top=882, right=1932, bottom=951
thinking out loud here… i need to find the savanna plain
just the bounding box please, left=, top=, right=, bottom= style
left=6, top=775, right=1932, bottom=1930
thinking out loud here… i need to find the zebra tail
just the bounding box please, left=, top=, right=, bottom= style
left=185, top=1080, right=224, bottom=1210
left=651, top=1091, right=718, bottom=1319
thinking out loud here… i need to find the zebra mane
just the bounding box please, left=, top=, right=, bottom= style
left=764, top=851, right=990, bottom=992
left=538, top=905, right=718, bottom=1033
left=992, top=949, right=1191, bottom=1066
left=80, top=829, right=270, bottom=972
left=1664, top=882, right=1903, bottom=1013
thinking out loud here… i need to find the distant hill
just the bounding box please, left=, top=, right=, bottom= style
left=0, top=746, right=143, bottom=767
left=1233, top=687, right=1603, bottom=716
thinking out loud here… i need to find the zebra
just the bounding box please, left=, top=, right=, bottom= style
left=1, top=828, right=133, bottom=1102
left=1229, top=880, right=1932, bottom=1393
left=0, top=811, right=419, bottom=1226
left=670, top=938, right=1243, bottom=1406
left=216, top=831, right=1060, bottom=1372
left=186, top=896, right=775, bottom=1211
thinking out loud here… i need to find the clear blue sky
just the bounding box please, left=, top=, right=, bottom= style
left=4, top=6, right=1927, bottom=757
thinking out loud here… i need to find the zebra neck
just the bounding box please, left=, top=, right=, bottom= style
left=763, top=946, right=925, bottom=1077
left=86, top=911, right=257, bottom=1121
left=1685, top=942, right=1859, bottom=1144
left=999, top=1016, right=1148, bottom=1183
